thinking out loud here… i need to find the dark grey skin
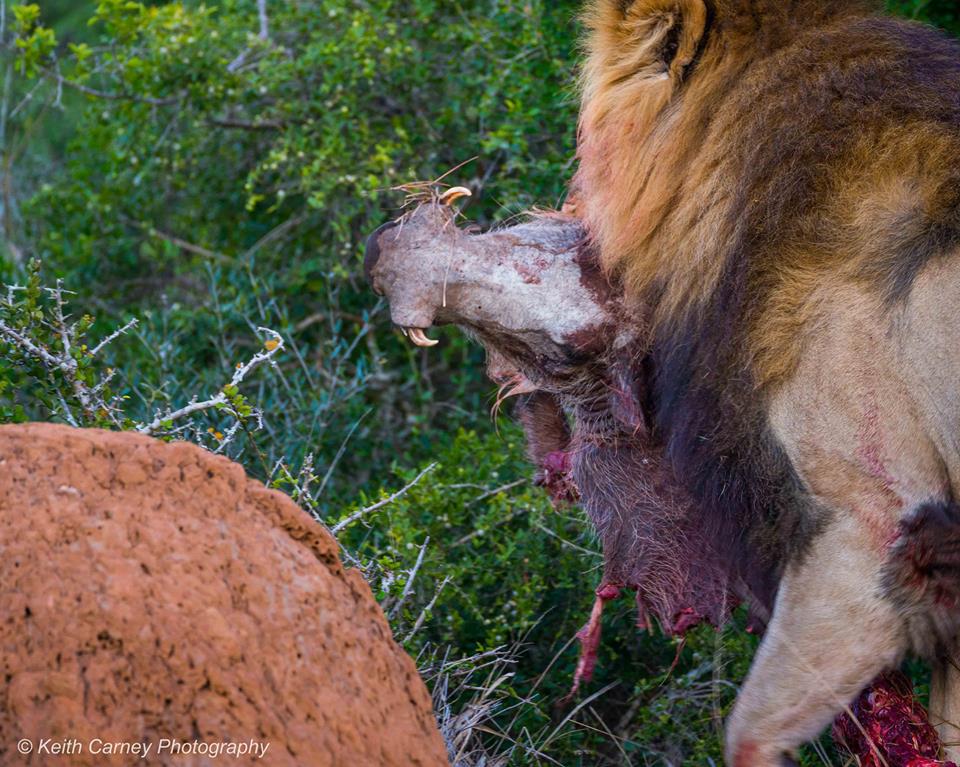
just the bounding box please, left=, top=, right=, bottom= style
left=365, top=200, right=620, bottom=395
left=364, top=199, right=736, bottom=638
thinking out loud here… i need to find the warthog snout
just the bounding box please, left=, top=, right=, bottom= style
left=364, top=220, right=399, bottom=294
left=364, top=200, right=621, bottom=383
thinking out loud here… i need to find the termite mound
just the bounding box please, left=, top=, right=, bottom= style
left=0, top=423, right=448, bottom=767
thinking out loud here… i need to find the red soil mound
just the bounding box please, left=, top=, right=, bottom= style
left=0, top=424, right=449, bottom=766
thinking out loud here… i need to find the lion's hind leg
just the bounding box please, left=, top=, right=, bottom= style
left=888, top=501, right=960, bottom=763
left=725, top=515, right=907, bottom=766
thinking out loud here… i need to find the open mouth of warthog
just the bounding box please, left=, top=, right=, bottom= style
left=363, top=188, right=471, bottom=348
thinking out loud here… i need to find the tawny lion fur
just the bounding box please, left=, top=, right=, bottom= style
left=575, top=1, right=960, bottom=764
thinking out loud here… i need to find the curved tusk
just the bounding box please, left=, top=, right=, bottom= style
left=439, top=186, right=472, bottom=206
left=408, top=328, right=439, bottom=347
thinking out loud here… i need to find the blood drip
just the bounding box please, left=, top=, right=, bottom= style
left=565, top=584, right=621, bottom=702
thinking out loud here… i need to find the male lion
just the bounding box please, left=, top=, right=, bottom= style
left=576, top=0, right=960, bottom=763
left=367, top=1, right=960, bottom=763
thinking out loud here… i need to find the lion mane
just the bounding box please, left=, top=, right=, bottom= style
left=577, top=0, right=960, bottom=375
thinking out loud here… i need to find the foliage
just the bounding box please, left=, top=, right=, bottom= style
left=887, top=0, right=960, bottom=34
left=0, top=258, right=282, bottom=446
left=0, top=1, right=956, bottom=764
left=0, top=258, right=132, bottom=427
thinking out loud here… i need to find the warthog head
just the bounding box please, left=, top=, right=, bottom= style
left=364, top=193, right=628, bottom=397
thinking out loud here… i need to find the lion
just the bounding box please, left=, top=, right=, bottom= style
left=366, top=1, right=960, bottom=762
left=366, top=196, right=954, bottom=764
left=575, top=0, right=960, bottom=763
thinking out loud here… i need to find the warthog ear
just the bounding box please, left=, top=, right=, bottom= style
left=587, top=0, right=709, bottom=81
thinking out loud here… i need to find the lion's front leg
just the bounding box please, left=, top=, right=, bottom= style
left=931, top=654, right=960, bottom=762
left=726, top=514, right=907, bottom=766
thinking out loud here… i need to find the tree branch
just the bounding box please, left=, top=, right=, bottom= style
left=331, top=462, right=437, bottom=535
left=0, top=317, right=62, bottom=367
left=208, top=116, right=283, bottom=131
left=258, top=0, right=270, bottom=40
left=48, top=70, right=181, bottom=107
left=140, top=224, right=233, bottom=264
left=389, top=536, right=429, bottom=620
left=137, top=327, right=283, bottom=435
left=90, top=318, right=139, bottom=357
left=404, top=576, right=451, bottom=643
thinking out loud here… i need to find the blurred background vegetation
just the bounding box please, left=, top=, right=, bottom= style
left=0, top=1, right=955, bottom=764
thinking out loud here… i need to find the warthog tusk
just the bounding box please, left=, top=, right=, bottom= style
left=407, top=328, right=439, bottom=347
left=440, top=186, right=472, bottom=206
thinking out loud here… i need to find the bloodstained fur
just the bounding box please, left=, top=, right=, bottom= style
left=576, top=0, right=960, bottom=619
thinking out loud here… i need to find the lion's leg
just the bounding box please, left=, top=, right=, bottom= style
left=930, top=653, right=960, bottom=761
left=725, top=516, right=906, bottom=766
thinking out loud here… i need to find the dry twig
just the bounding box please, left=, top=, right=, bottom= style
left=137, top=327, right=283, bottom=437
left=332, top=461, right=437, bottom=534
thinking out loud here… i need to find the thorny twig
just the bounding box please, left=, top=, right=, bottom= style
left=389, top=535, right=429, bottom=620
left=332, top=461, right=437, bottom=534
left=212, top=421, right=243, bottom=455
left=405, top=575, right=451, bottom=643
left=50, top=282, right=89, bottom=412
left=0, top=317, right=62, bottom=368
left=138, top=327, right=283, bottom=436
left=90, top=318, right=139, bottom=357
left=0, top=280, right=139, bottom=425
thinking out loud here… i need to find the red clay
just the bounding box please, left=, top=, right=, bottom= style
left=0, top=424, right=449, bottom=766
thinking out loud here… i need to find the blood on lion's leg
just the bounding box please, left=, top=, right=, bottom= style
left=885, top=500, right=960, bottom=764
left=725, top=514, right=906, bottom=766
